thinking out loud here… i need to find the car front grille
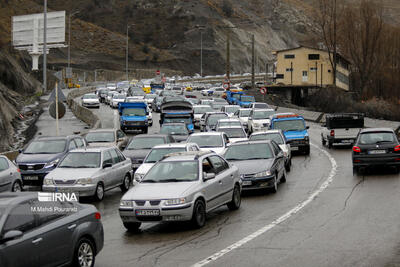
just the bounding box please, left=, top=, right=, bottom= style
left=150, top=200, right=161, bottom=206
left=288, top=139, right=305, bottom=145
left=54, top=180, right=76, bottom=185
left=125, top=121, right=145, bottom=126
left=19, top=164, right=45, bottom=171
left=242, top=174, right=255, bottom=179
left=135, top=200, right=146, bottom=206
left=134, top=200, right=161, bottom=206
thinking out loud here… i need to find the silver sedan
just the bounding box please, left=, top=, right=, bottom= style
left=119, top=151, right=241, bottom=231
left=43, top=147, right=133, bottom=201
left=0, top=156, right=23, bottom=192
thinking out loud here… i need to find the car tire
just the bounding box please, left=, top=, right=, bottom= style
left=120, top=174, right=131, bottom=192
left=191, top=199, right=206, bottom=228
left=11, top=180, right=22, bottom=192
left=322, top=137, right=326, bottom=146
left=328, top=141, right=333, bottom=149
left=271, top=174, right=278, bottom=193
left=285, top=159, right=291, bottom=172
left=143, top=128, right=148, bottom=134
left=304, top=146, right=310, bottom=155
left=73, top=237, right=96, bottom=267
left=227, top=184, right=241, bottom=210
left=94, top=183, right=104, bottom=201
left=123, top=222, right=141, bottom=232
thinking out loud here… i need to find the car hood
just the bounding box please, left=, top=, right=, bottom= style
left=123, top=149, right=150, bottom=160
left=122, top=181, right=197, bottom=200
left=16, top=152, right=65, bottom=164
left=135, top=163, right=154, bottom=175
left=83, top=99, right=99, bottom=103
left=284, top=130, right=308, bottom=140
left=46, top=168, right=99, bottom=180
left=227, top=159, right=273, bottom=175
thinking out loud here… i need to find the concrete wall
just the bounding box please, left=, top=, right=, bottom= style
left=67, top=87, right=102, bottom=129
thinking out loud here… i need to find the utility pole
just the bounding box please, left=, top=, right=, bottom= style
left=43, top=0, right=47, bottom=93
left=251, top=34, right=255, bottom=90
left=226, top=31, right=230, bottom=81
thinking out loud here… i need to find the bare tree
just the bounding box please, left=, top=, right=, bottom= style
left=341, top=0, right=383, bottom=97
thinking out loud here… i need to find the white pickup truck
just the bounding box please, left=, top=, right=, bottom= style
left=321, top=113, right=364, bottom=148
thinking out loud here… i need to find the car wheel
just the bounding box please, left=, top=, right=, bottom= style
left=328, top=141, right=333, bottom=149
left=271, top=174, right=278, bottom=193
left=322, top=137, right=326, bottom=146
left=227, top=184, right=241, bottom=210
left=143, top=128, right=148, bottom=134
left=94, top=183, right=104, bottom=201
left=73, top=237, right=95, bottom=267
left=120, top=174, right=131, bottom=192
left=191, top=199, right=206, bottom=228
left=304, top=146, right=310, bottom=155
left=11, top=180, right=22, bottom=192
left=123, top=222, right=141, bottom=232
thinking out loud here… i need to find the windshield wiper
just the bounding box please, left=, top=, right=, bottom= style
left=285, top=129, right=303, bottom=132
left=145, top=161, right=157, bottom=163
left=376, top=140, right=393, bottom=144
left=159, top=179, right=181, bottom=182
left=226, top=158, right=243, bottom=161
left=89, top=140, right=112, bottom=143
left=247, top=157, right=270, bottom=160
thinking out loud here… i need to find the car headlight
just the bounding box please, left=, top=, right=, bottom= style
left=254, top=170, right=271, bottom=178
left=164, top=198, right=186, bottom=206
left=44, top=158, right=60, bottom=168
left=134, top=173, right=144, bottom=182
left=76, top=178, right=94, bottom=185
left=120, top=200, right=133, bottom=208
left=43, top=178, right=54, bottom=185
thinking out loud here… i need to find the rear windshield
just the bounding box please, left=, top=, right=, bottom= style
left=326, top=115, right=364, bottom=129
left=358, top=132, right=395, bottom=145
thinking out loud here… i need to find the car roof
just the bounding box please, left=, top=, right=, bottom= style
left=223, top=105, right=240, bottom=108
left=133, top=134, right=170, bottom=138
left=230, top=140, right=273, bottom=146
left=253, top=108, right=275, bottom=112
left=35, top=135, right=80, bottom=141
left=69, top=147, right=113, bottom=153
left=217, top=126, right=244, bottom=130
left=194, top=105, right=212, bottom=108
left=251, top=129, right=283, bottom=135
left=162, top=151, right=213, bottom=161
left=239, top=108, right=251, bottom=111
left=152, top=142, right=197, bottom=149
left=218, top=118, right=240, bottom=122
left=87, top=129, right=116, bottom=133
left=190, top=132, right=224, bottom=136
left=359, top=128, right=394, bottom=133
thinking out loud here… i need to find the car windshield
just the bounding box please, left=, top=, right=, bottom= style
left=224, top=143, right=273, bottom=160
left=233, top=95, right=241, bottom=100
left=145, top=94, right=156, bottom=99
left=207, top=114, right=228, bottom=126
left=83, top=94, right=97, bottom=99
left=273, top=120, right=306, bottom=131
left=145, top=148, right=186, bottom=163
left=85, top=132, right=115, bottom=143
left=250, top=133, right=284, bottom=144
left=218, top=128, right=246, bottom=138
left=59, top=152, right=101, bottom=168
left=164, top=117, right=192, bottom=124
left=126, top=137, right=166, bottom=150
left=201, top=100, right=213, bottom=105
left=239, top=110, right=251, bottom=117
left=241, top=96, right=255, bottom=102
left=225, top=106, right=240, bottom=113
left=160, top=125, right=188, bottom=135
left=122, top=108, right=146, bottom=116
left=253, top=103, right=269, bottom=109
left=114, top=95, right=125, bottom=99
left=187, top=135, right=223, bottom=147
left=253, top=110, right=274, bottom=119
left=359, top=132, right=395, bottom=145
left=218, top=121, right=241, bottom=127
left=142, top=161, right=199, bottom=182
left=194, top=106, right=214, bottom=114
left=24, top=140, right=66, bottom=154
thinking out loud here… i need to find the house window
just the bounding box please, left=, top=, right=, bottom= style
left=310, top=67, right=317, bottom=72
left=286, top=68, right=293, bottom=72
left=284, top=54, right=295, bottom=59
left=308, top=54, right=320, bottom=60
left=336, top=71, right=349, bottom=86
left=276, top=74, right=284, bottom=79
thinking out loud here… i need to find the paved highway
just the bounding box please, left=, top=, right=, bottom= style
left=73, top=93, right=400, bottom=267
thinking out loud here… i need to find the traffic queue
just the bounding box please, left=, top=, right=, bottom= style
left=0, top=81, right=399, bottom=267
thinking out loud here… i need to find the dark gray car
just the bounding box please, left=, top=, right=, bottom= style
left=123, top=134, right=175, bottom=169
left=15, top=135, right=87, bottom=187
left=222, top=140, right=286, bottom=193
left=0, top=193, right=103, bottom=267
left=160, top=123, right=189, bottom=142
left=0, top=156, right=22, bottom=192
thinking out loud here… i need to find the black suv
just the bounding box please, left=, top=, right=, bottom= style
left=352, top=128, right=400, bottom=174
left=15, top=135, right=87, bottom=187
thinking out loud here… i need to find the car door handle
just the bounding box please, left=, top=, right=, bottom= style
left=32, top=237, right=43, bottom=244
left=68, top=224, right=77, bottom=230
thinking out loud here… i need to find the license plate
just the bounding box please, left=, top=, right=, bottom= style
left=291, top=147, right=299, bottom=151
left=24, top=176, right=39, bottom=180
left=369, top=150, right=386, bottom=154
left=135, top=209, right=160, bottom=216
left=57, top=187, right=73, bottom=193
left=242, top=181, right=252, bottom=186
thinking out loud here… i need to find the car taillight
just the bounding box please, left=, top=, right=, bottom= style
left=95, top=212, right=101, bottom=220
left=394, top=145, right=400, bottom=152
left=352, top=146, right=361, bottom=153
left=330, top=130, right=335, bottom=137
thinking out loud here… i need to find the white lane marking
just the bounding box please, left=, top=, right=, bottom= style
left=192, top=143, right=337, bottom=267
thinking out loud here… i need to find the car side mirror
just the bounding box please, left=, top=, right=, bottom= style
left=103, top=163, right=112, bottom=169
left=1, top=230, right=23, bottom=243
left=18, top=149, right=23, bottom=154
left=306, top=126, right=310, bottom=130
left=203, top=172, right=216, bottom=181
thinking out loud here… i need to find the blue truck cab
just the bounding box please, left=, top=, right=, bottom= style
left=226, top=91, right=244, bottom=105
left=118, top=102, right=149, bottom=134
left=160, top=101, right=194, bottom=133
left=270, top=113, right=310, bottom=155
left=237, top=95, right=256, bottom=108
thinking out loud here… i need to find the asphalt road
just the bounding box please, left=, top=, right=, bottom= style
left=77, top=94, right=400, bottom=267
